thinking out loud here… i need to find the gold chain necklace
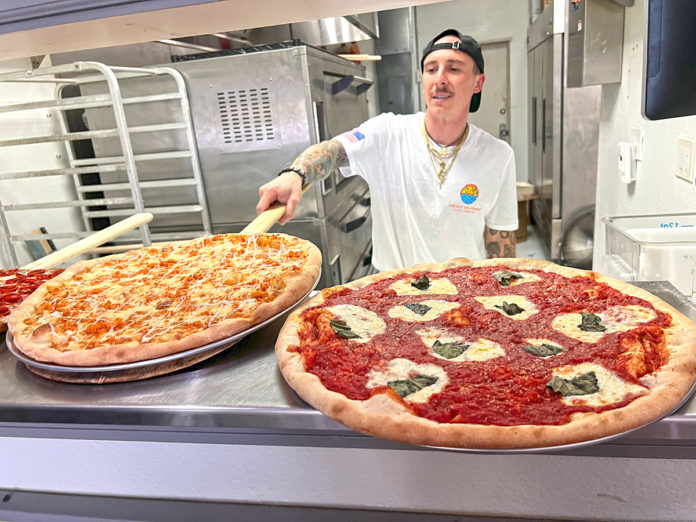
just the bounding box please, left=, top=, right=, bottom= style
left=422, top=123, right=469, bottom=187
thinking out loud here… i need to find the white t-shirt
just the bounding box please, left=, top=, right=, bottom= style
left=334, top=112, right=518, bottom=271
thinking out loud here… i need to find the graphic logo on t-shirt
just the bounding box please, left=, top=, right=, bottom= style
left=341, top=130, right=365, bottom=143
left=460, top=184, right=479, bottom=205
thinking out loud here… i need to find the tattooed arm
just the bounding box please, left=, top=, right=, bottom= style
left=256, top=140, right=348, bottom=224
left=484, top=226, right=516, bottom=258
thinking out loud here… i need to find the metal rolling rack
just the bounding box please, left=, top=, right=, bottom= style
left=0, top=61, right=211, bottom=266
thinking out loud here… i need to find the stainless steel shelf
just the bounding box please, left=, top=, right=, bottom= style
left=70, top=150, right=193, bottom=166
left=4, top=197, right=134, bottom=211
left=0, top=91, right=183, bottom=114
left=0, top=122, right=189, bottom=147
left=77, top=178, right=199, bottom=193
left=0, top=164, right=126, bottom=180
left=83, top=204, right=203, bottom=218
left=0, top=61, right=211, bottom=266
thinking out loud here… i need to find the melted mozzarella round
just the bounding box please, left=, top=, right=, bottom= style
left=325, top=304, right=386, bottom=343
left=390, top=277, right=458, bottom=296
left=388, top=300, right=460, bottom=322
left=475, top=295, right=538, bottom=321
left=366, top=358, right=449, bottom=403
left=417, top=327, right=504, bottom=362
left=550, top=362, right=648, bottom=407
left=552, top=305, right=657, bottom=343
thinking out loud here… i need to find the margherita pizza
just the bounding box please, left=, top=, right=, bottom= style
left=8, top=233, right=321, bottom=366
left=276, top=258, right=696, bottom=449
left=0, top=269, right=64, bottom=333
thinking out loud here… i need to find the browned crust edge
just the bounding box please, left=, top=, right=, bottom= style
left=8, top=234, right=322, bottom=367
left=275, top=257, right=696, bottom=449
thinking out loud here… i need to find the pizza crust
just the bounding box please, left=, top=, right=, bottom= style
left=276, top=257, right=696, bottom=449
left=9, top=233, right=322, bottom=367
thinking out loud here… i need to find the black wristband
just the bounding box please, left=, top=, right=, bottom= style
left=278, top=167, right=307, bottom=186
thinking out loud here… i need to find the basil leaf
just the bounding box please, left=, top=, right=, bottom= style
left=523, top=343, right=564, bottom=357
left=432, top=339, right=469, bottom=359
left=388, top=374, right=439, bottom=398
left=579, top=313, right=606, bottom=332
left=330, top=319, right=360, bottom=339
left=493, top=270, right=524, bottom=287
left=411, top=274, right=431, bottom=291
left=404, top=302, right=432, bottom=316
left=546, top=371, right=599, bottom=396
left=494, top=301, right=525, bottom=316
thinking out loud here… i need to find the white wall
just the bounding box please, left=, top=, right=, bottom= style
left=593, top=0, right=696, bottom=274
left=414, top=0, right=530, bottom=182
left=0, top=57, right=86, bottom=268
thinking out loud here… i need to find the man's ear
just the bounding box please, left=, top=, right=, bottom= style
left=474, top=73, right=486, bottom=93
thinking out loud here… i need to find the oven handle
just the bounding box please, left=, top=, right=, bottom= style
left=312, top=100, right=332, bottom=196
left=341, top=206, right=371, bottom=233
left=531, top=96, right=537, bottom=145
left=331, top=75, right=374, bottom=96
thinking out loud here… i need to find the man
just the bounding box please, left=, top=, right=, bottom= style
left=256, top=29, right=518, bottom=271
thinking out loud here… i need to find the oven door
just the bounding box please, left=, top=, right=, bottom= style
left=326, top=187, right=373, bottom=284
left=313, top=67, right=372, bottom=213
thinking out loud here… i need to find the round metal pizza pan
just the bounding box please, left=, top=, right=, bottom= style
left=5, top=271, right=320, bottom=374
left=422, top=377, right=696, bottom=454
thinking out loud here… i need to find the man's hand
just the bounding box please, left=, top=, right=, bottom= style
left=256, top=171, right=304, bottom=225
left=484, top=226, right=516, bottom=258
left=256, top=140, right=348, bottom=225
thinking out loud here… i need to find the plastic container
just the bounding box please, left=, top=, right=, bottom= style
left=602, top=213, right=696, bottom=296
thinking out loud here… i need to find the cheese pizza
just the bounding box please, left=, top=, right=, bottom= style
left=9, top=233, right=321, bottom=366
left=276, top=258, right=696, bottom=449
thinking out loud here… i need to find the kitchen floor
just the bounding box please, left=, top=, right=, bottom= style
left=516, top=224, right=551, bottom=260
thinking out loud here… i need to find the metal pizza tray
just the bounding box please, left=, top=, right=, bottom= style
left=5, top=271, right=320, bottom=380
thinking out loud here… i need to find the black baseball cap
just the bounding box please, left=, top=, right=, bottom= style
left=420, top=29, right=484, bottom=112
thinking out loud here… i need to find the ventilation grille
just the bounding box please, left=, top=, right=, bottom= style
left=216, top=87, right=279, bottom=151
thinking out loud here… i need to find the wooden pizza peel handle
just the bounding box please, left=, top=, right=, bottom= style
left=241, top=185, right=311, bottom=234
left=22, top=213, right=154, bottom=270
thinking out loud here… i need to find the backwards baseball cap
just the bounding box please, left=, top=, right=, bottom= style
left=420, top=29, right=484, bottom=112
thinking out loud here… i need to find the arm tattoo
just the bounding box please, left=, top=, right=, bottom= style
left=290, top=140, right=348, bottom=185
left=484, top=227, right=517, bottom=259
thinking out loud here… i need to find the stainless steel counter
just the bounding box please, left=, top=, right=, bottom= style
left=1, top=281, right=696, bottom=458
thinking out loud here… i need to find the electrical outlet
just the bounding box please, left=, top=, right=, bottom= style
left=676, top=137, right=695, bottom=182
